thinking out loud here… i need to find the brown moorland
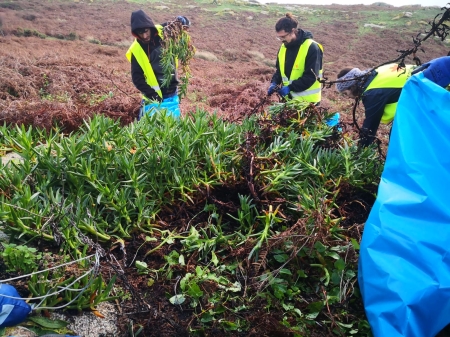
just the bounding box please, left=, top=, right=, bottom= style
left=1, top=0, right=449, bottom=336
left=0, top=0, right=448, bottom=137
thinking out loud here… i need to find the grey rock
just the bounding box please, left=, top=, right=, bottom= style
left=364, top=23, right=385, bottom=28
left=51, top=302, right=119, bottom=337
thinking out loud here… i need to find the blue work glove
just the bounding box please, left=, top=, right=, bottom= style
left=267, top=83, right=277, bottom=96
left=411, top=56, right=450, bottom=88
left=278, top=86, right=290, bottom=97
left=176, top=16, right=188, bottom=26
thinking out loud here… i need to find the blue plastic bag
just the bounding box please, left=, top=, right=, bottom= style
left=0, top=284, right=31, bottom=327
left=139, top=95, right=181, bottom=119
left=358, top=72, right=450, bottom=337
left=325, top=112, right=340, bottom=128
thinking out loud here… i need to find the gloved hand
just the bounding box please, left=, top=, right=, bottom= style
left=411, top=56, right=450, bottom=88
left=278, top=86, right=290, bottom=97
left=176, top=16, right=188, bottom=26
left=267, top=83, right=277, bottom=96
left=143, top=95, right=161, bottom=104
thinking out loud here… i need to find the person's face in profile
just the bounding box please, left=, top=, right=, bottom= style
left=136, top=28, right=151, bottom=42
left=276, top=29, right=296, bottom=44
left=341, top=89, right=357, bottom=99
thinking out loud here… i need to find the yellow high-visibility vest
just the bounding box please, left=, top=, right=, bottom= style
left=125, top=24, right=172, bottom=100
left=365, top=64, right=414, bottom=123
left=278, top=39, right=323, bottom=103
left=126, top=41, right=162, bottom=99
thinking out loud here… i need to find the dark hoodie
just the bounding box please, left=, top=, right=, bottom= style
left=271, top=29, right=323, bottom=94
left=129, top=10, right=179, bottom=101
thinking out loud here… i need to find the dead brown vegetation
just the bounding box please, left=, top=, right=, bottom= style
left=1, top=0, right=447, bottom=137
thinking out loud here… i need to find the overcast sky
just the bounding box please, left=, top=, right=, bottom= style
left=259, top=0, right=448, bottom=7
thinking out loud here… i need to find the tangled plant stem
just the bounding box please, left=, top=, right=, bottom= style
left=160, top=20, right=196, bottom=98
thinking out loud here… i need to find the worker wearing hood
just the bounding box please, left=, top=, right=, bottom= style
left=126, top=10, right=182, bottom=117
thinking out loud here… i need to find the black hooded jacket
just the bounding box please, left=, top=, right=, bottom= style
left=271, top=29, right=323, bottom=94
left=129, top=10, right=179, bottom=101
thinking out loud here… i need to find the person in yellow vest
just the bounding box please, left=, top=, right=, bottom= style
left=126, top=10, right=189, bottom=119
left=267, top=13, right=323, bottom=104
left=335, top=64, right=415, bottom=146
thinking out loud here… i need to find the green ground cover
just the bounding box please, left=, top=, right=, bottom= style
left=0, top=101, right=382, bottom=336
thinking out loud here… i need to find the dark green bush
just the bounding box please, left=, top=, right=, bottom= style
left=0, top=2, right=22, bottom=10
left=22, top=14, right=37, bottom=21
left=66, top=32, right=77, bottom=41
left=88, top=38, right=101, bottom=45
left=14, top=28, right=46, bottom=39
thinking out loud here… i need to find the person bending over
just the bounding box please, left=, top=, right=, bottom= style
left=335, top=63, right=414, bottom=146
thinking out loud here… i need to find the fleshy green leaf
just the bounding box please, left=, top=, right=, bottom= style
left=27, top=316, right=69, bottom=329
left=169, top=294, right=186, bottom=305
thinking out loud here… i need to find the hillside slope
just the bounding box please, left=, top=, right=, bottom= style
left=0, top=0, right=448, bottom=131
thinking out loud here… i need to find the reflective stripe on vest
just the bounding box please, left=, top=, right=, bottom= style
left=278, top=39, right=323, bottom=103
left=156, top=25, right=163, bottom=37
left=126, top=40, right=162, bottom=99
left=364, top=64, right=413, bottom=124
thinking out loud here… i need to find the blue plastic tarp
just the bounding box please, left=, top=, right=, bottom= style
left=326, top=112, right=340, bottom=127
left=0, top=284, right=31, bottom=328
left=358, top=72, right=450, bottom=337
